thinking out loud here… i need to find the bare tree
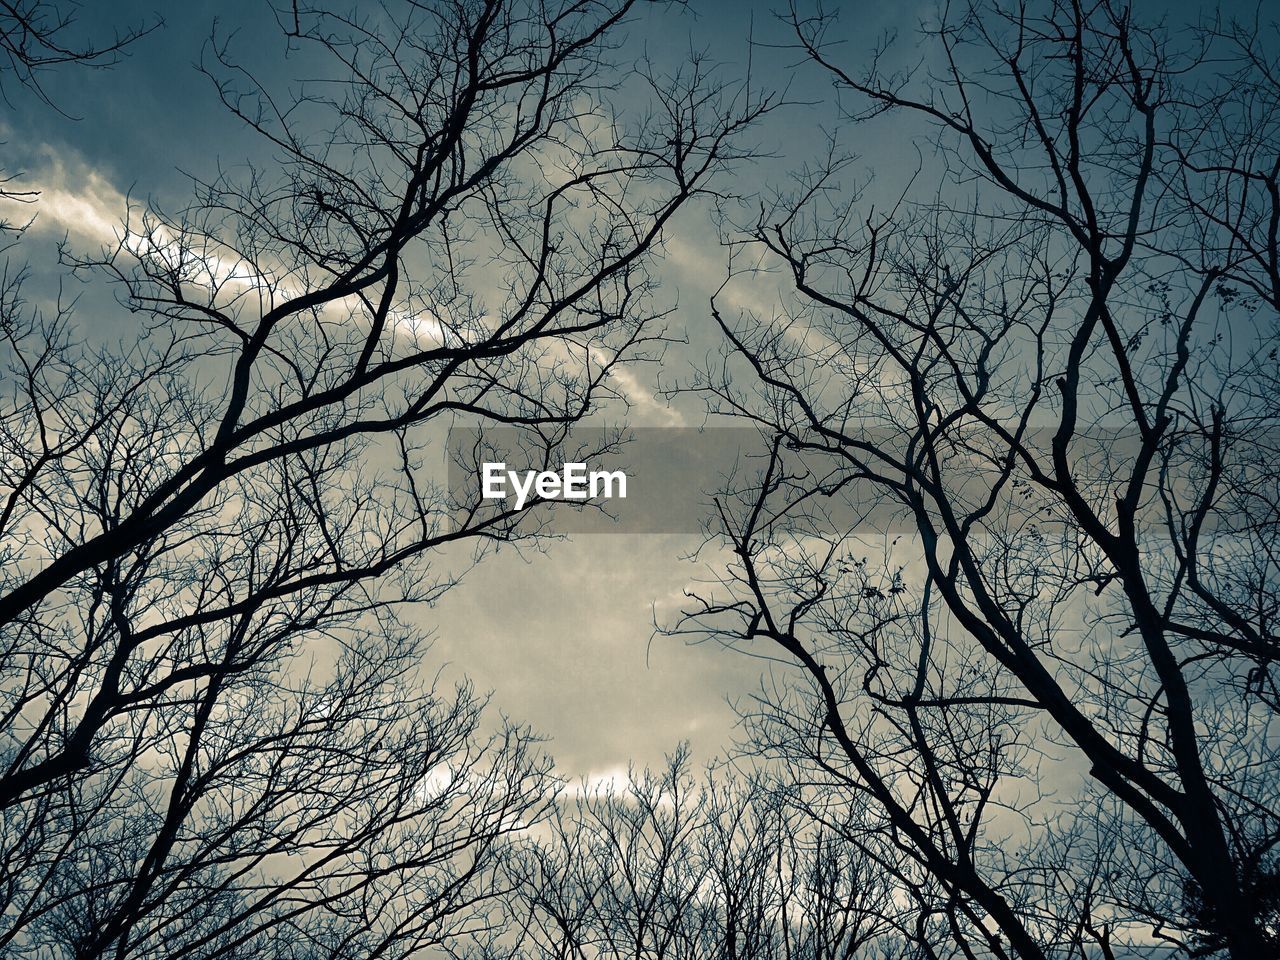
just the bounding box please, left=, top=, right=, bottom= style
left=0, top=0, right=156, bottom=107
left=1, top=627, right=555, bottom=958
left=678, top=1, right=1280, bottom=957
left=506, top=746, right=905, bottom=960
left=0, top=0, right=768, bottom=955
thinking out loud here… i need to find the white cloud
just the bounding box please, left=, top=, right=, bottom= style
left=561, top=763, right=633, bottom=798
left=22, top=147, right=128, bottom=246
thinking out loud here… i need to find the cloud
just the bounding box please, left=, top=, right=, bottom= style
left=21, top=146, right=128, bottom=246
left=603, top=359, right=685, bottom=427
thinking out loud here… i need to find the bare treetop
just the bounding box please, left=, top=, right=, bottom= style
left=0, top=2, right=771, bottom=956
left=677, top=1, right=1280, bottom=956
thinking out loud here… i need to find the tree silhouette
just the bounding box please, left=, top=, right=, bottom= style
left=508, top=747, right=904, bottom=960
left=680, top=1, right=1280, bottom=956
left=0, top=1, right=768, bottom=955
